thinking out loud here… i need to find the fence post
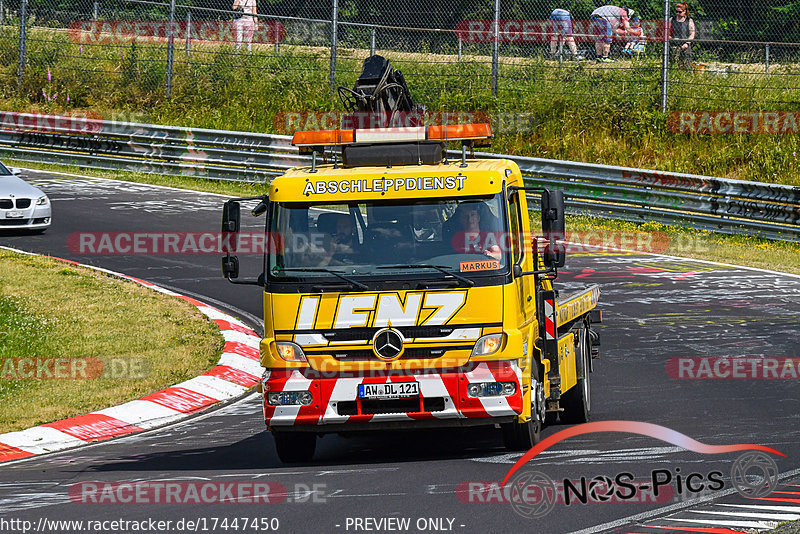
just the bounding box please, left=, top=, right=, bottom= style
left=458, top=38, right=462, bottom=61
left=166, top=0, right=176, bottom=97
left=765, top=43, right=770, bottom=74
left=1, top=0, right=5, bottom=26
left=17, top=0, right=26, bottom=89
left=370, top=27, right=375, bottom=56
left=491, top=0, right=499, bottom=97
left=185, top=10, right=191, bottom=54
left=330, top=0, right=338, bottom=94
left=93, top=0, right=99, bottom=20
left=660, top=0, right=670, bottom=112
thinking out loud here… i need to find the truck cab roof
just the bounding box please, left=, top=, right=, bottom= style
left=270, top=158, right=522, bottom=203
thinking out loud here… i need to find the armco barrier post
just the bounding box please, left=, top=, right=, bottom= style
left=166, top=0, right=176, bottom=97
left=491, top=0, right=499, bottom=97
left=16, top=0, right=26, bottom=89
left=330, top=0, right=338, bottom=94
left=370, top=27, right=375, bottom=56
left=660, top=0, right=670, bottom=112
left=93, top=0, right=99, bottom=20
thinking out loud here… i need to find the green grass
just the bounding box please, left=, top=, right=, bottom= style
left=0, top=250, right=224, bottom=433
left=1, top=28, right=800, bottom=184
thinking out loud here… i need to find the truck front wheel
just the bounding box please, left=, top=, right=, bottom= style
left=501, top=366, right=544, bottom=450
left=560, top=327, right=591, bottom=424
left=273, top=431, right=316, bottom=463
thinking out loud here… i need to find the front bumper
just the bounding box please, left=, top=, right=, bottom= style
left=263, top=360, right=524, bottom=430
left=0, top=205, right=51, bottom=230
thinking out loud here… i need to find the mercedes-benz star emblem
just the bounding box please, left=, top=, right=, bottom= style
left=372, top=328, right=404, bottom=361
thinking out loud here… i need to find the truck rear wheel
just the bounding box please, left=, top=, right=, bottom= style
left=560, top=328, right=591, bottom=424
left=501, top=366, right=544, bottom=450
left=273, top=431, right=316, bottom=463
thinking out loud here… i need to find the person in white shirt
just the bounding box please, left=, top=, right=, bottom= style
left=233, top=0, right=257, bottom=51
left=590, top=5, right=633, bottom=62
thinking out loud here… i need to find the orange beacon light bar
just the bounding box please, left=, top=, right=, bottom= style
left=291, top=123, right=493, bottom=147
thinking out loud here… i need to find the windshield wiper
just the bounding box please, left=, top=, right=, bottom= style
left=376, top=264, right=475, bottom=287
left=273, top=267, right=369, bottom=290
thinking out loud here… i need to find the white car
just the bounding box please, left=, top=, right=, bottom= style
left=0, top=163, right=51, bottom=232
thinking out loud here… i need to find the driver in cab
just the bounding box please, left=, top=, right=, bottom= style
left=448, top=202, right=502, bottom=261
left=314, top=212, right=359, bottom=267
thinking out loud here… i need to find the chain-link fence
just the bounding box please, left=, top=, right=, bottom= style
left=2, top=0, right=800, bottom=120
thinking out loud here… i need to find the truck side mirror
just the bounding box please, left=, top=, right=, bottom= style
left=222, top=201, right=241, bottom=234
left=541, top=190, right=565, bottom=240
left=222, top=201, right=240, bottom=279
left=222, top=255, right=240, bottom=279
left=541, top=190, right=566, bottom=269
left=220, top=196, right=267, bottom=286
left=543, top=242, right=566, bottom=268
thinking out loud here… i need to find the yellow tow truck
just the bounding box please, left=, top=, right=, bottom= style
left=220, top=120, right=601, bottom=462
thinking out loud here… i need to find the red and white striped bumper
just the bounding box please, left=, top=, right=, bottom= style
left=263, top=361, right=524, bottom=428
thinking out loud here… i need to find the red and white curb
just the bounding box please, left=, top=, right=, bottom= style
left=0, top=246, right=262, bottom=463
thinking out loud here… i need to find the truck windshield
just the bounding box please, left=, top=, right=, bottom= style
left=267, top=194, right=509, bottom=282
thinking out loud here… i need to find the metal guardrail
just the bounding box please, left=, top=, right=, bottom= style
left=0, top=114, right=797, bottom=242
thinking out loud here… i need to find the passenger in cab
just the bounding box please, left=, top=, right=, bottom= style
left=315, top=212, right=359, bottom=266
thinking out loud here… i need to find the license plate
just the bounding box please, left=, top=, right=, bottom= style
left=6, top=210, right=23, bottom=218
left=358, top=382, right=419, bottom=399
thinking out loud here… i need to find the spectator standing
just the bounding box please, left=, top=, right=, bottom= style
left=670, top=2, right=696, bottom=69
left=233, top=0, right=257, bottom=51
left=590, top=5, right=633, bottom=62
left=549, top=8, right=579, bottom=59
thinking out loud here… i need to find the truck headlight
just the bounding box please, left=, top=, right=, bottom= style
left=36, top=195, right=49, bottom=205
left=267, top=390, right=313, bottom=405
left=471, top=333, right=504, bottom=357
left=467, top=381, right=517, bottom=397
left=274, top=341, right=307, bottom=362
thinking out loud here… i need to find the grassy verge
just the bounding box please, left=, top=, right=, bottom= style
left=0, top=249, right=223, bottom=433
left=10, top=157, right=799, bottom=275
left=1, top=29, right=799, bottom=184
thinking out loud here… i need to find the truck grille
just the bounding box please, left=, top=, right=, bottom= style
left=337, top=397, right=445, bottom=416
left=319, top=325, right=491, bottom=342
left=329, top=345, right=472, bottom=361
left=15, top=199, right=31, bottom=209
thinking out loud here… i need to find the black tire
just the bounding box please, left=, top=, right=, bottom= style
left=273, top=431, right=316, bottom=463
left=544, top=411, right=559, bottom=426
left=560, top=327, right=591, bottom=424
left=502, top=365, right=545, bottom=450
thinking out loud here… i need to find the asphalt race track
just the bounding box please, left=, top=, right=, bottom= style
left=1, top=170, right=799, bottom=534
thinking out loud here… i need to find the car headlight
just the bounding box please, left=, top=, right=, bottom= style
left=471, top=333, right=505, bottom=357
left=36, top=196, right=49, bottom=205
left=273, top=341, right=307, bottom=362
